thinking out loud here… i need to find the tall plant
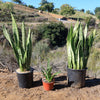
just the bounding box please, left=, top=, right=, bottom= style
left=67, top=22, right=96, bottom=70
left=3, top=14, right=32, bottom=72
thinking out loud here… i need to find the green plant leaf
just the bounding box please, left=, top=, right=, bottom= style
left=11, top=13, right=19, bottom=46
left=22, top=22, right=26, bottom=50
left=3, top=26, right=13, bottom=47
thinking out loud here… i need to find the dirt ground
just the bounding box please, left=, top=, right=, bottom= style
left=0, top=69, right=100, bottom=100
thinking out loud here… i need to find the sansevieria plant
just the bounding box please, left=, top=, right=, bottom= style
left=67, top=22, right=96, bottom=70
left=41, top=60, right=60, bottom=82
left=3, top=14, right=32, bottom=72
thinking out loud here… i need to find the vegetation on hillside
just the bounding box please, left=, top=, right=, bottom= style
left=60, top=4, right=75, bottom=16
left=34, top=22, right=68, bottom=47
left=38, top=0, right=54, bottom=12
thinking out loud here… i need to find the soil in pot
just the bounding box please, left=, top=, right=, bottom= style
left=67, top=68, right=87, bottom=88
left=42, top=79, right=54, bottom=91
left=16, top=68, right=34, bottom=88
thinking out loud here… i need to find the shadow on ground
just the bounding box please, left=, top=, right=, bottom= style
left=33, top=79, right=42, bottom=87
left=54, top=75, right=68, bottom=90
left=85, top=78, right=100, bottom=87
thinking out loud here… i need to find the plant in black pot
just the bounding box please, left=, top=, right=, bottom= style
left=66, top=22, right=96, bottom=88
left=3, top=14, right=33, bottom=88
left=41, top=60, right=60, bottom=91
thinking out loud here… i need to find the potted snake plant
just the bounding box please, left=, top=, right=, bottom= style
left=67, top=22, right=96, bottom=88
left=41, top=60, right=60, bottom=91
left=3, top=14, right=33, bottom=88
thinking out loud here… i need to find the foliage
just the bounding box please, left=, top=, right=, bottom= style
left=52, top=8, right=60, bottom=14
left=40, top=0, right=48, bottom=6
left=86, top=10, right=94, bottom=15
left=60, top=4, right=75, bottom=16
left=86, top=10, right=91, bottom=14
left=94, top=7, right=100, bottom=14
left=3, top=14, right=32, bottom=72
left=85, top=17, right=96, bottom=27
left=12, top=0, right=22, bottom=4
left=28, top=5, right=35, bottom=9
left=80, top=9, right=85, bottom=12
left=67, top=21, right=96, bottom=70
left=39, top=2, right=54, bottom=12
left=36, top=22, right=67, bottom=47
left=41, top=60, right=60, bottom=82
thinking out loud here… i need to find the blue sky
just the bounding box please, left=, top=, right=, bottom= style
left=3, top=0, right=100, bottom=13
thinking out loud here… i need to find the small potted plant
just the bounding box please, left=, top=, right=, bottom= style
left=3, top=14, right=33, bottom=88
left=41, top=60, right=60, bottom=91
left=66, top=22, right=96, bottom=88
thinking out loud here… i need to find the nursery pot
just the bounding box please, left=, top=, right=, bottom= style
left=16, top=68, right=33, bottom=88
left=42, top=79, right=54, bottom=91
left=67, top=67, right=87, bottom=88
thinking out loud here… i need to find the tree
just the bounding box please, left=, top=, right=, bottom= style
left=80, top=9, right=85, bottom=12
left=40, top=0, right=48, bottom=6
left=60, top=4, right=75, bottom=16
left=28, top=5, right=35, bottom=9
left=95, top=7, right=100, bottom=14
left=39, top=0, right=54, bottom=12
left=12, top=0, right=22, bottom=4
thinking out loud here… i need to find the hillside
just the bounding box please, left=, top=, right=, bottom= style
left=0, top=2, right=98, bottom=23
left=0, top=2, right=100, bottom=74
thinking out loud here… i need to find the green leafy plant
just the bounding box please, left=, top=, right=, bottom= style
left=3, top=14, right=32, bottom=72
left=67, top=21, right=96, bottom=70
left=41, top=60, right=60, bottom=82
left=36, top=22, right=67, bottom=47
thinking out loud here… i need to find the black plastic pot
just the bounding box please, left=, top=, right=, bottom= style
left=67, top=67, right=87, bottom=88
left=16, top=68, right=33, bottom=88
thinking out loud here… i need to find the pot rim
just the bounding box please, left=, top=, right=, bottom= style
left=16, top=67, right=34, bottom=74
left=66, top=66, right=87, bottom=71
left=42, top=78, right=54, bottom=84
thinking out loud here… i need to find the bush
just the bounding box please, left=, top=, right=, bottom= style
left=35, top=22, right=68, bottom=47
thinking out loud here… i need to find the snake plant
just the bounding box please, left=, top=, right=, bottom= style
left=67, top=22, right=96, bottom=70
left=41, top=60, right=60, bottom=82
left=3, top=14, right=32, bottom=72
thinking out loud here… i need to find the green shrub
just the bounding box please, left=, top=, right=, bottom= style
left=35, top=22, right=68, bottom=47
